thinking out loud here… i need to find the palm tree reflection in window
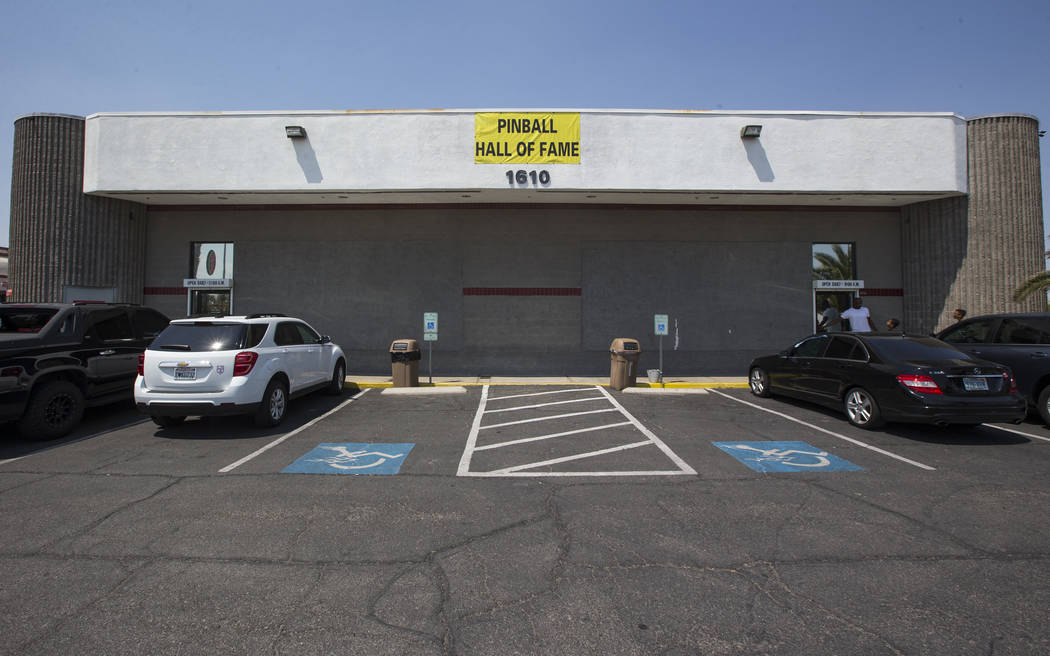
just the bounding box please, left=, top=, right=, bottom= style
left=812, top=243, right=855, bottom=280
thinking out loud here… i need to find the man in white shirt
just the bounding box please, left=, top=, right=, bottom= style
left=828, top=297, right=876, bottom=332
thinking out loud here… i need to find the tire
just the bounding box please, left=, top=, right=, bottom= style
left=1037, top=386, right=1050, bottom=426
left=254, top=378, right=288, bottom=427
left=844, top=387, right=884, bottom=429
left=17, top=380, right=85, bottom=440
left=152, top=415, right=186, bottom=428
left=325, top=359, right=345, bottom=396
left=749, top=367, right=771, bottom=397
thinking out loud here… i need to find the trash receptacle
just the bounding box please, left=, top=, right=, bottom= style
left=390, top=339, right=421, bottom=387
left=609, top=338, right=642, bottom=390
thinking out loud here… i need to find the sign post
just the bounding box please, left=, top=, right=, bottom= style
left=423, top=312, right=438, bottom=384
left=654, top=314, right=669, bottom=379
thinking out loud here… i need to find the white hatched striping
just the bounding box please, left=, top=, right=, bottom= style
left=489, top=440, right=654, bottom=474
left=458, top=384, right=695, bottom=477
left=480, top=408, right=619, bottom=430
left=487, top=387, right=598, bottom=402
left=473, top=422, right=633, bottom=451
left=483, top=396, right=606, bottom=414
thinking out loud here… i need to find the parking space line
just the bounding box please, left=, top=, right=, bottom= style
left=0, top=418, right=151, bottom=466
left=483, top=396, right=607, bottom=414
left=709, top=389, right=936, bottom=471
left=218, top=389, right=371, bottom=473
left=473, top=422, right=634, bottom=451
left=981, top=424, right=1050, bottom=442
left=488, top=387, right=597, bottom=401
left=457, top=385, right=491, bottom=476
left=490, top=440, right=654, bottom=474
left=480, top=408, right=620, bottom=430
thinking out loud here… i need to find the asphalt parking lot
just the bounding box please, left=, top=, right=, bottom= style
left=2, top=384, right=1049, bottom=655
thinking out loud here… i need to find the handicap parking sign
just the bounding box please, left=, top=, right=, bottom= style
left=713, top=441, right=862, bottom=473
left=283, top=443, right=414, bottom=475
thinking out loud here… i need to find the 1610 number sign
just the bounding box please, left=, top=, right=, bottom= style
left=506, top=170, right=551, bottom=186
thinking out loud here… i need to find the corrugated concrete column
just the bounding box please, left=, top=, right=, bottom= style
left=902, top=114, right=1044, bottom=334
left=9, top=114, right=147, bottom=303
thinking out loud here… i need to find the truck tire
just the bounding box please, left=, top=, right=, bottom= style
left=1037, top=386, right=1050, bottom=426
left=17, top=380, right=85, bottom=440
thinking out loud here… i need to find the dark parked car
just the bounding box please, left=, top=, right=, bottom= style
left=748, top=333, right=1026, bottom=429
left=936, top=313, right=1050, bottom=425
left=0, top=302, right=170, bottom=439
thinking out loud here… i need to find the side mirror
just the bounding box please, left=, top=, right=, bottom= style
left=779, top=349, right=790, bottom=357
left=320, top=335, right=332, bottom=344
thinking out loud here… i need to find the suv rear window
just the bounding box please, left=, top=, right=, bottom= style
left=0, top=308, right=58, bottom=333
left=867, top=337, right=971, bottom=362
left=152, top=323, right=255, bottom=352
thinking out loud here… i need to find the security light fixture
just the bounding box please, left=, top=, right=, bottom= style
left=740, top=125, right=762, bottom=139
left=285, top=125, right=307, bottom=138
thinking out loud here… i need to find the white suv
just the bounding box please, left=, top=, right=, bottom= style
left=135, top=314, right=346, bottom=428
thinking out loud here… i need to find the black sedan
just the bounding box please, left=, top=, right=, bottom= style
left=748, top=333, right=1027, bottom=429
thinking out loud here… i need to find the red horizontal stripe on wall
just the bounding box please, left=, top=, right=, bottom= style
left=463, top=287, right=582, bottom=296
left=143, top=287, right=185, bottom=295
left=859, top=288, right=904, bottom=297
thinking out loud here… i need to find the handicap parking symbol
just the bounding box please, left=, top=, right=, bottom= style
left=283, top=443, right=414, bottom=475
left=713, top=441, right=863, bottom=473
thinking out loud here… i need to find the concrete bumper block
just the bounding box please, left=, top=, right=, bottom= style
left=622, top=388, right=710, bottom=395
left=380, top=386, right=468, bottom=396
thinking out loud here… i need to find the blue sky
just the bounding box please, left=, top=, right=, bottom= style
left=2, top=0, right=1048, bottom=248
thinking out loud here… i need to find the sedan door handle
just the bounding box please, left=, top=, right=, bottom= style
left=99, top=349, right=116, bottom=356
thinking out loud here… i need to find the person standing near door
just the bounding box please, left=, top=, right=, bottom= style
left=816, top=298, right=841, bottom=333
left=828, top=297, right=876, bottom=332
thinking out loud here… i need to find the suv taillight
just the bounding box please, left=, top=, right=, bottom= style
left=137, top=354, right=144, bottom=376
left=1004, top=372, right=1018, bottom=394
left=1, top=366, right=23, bottom=377
left=897, top=374, right=943, bottom=395
left=233, top=352, right=258, bottom=376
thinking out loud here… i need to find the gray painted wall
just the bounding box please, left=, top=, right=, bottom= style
left=143, top=206, right=903, bottom=375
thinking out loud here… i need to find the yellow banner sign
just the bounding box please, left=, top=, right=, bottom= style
left=474, top=112, right=580, bottom=164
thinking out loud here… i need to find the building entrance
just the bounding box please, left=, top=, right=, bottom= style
left=188, top=289, right=231, bottom=316
left=814, top=291, right=854, bottom=333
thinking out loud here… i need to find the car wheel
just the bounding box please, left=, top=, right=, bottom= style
left=749, top=367, right=771, bottom=397
left=326, top=359, right=345, bottom=396
left=17, top=380, right=85, bottom=440
left=1037, top=386, right=1050, bottom=426
left=152, top=415, right=186, bottom=428
left=844, top=387, right=884, bottom=429
left=254, top=378, right=288, bottom=427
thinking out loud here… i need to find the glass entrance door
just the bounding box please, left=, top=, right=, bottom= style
left=814, top=291, right=853, bottom=333
left=189, top=289, right=232, bottom=316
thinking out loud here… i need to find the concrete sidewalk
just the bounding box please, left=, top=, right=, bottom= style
left=346, top=374, right=749, bottom=389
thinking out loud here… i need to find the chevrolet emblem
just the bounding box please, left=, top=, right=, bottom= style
left=177, top=362, right=189, bottom=367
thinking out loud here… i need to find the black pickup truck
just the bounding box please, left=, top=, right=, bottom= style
left=1, top=303, right=170, bottom=439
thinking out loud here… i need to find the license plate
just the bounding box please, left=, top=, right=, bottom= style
left=963, top=377, right=988, bottom=391
left=174, top=368, right=196, bottom=380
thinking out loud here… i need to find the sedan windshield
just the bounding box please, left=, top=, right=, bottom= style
left=866, top=337, right=972, bottom=362
left=152, top=323, right=248, bottom=351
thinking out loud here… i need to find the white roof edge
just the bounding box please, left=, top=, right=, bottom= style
left=83, top=108, right=967, bottom=120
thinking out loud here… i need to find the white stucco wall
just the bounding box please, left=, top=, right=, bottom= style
left=83, top=109, right=967, bottom=200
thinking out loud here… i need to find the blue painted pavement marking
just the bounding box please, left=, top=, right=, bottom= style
left=283, top=443, right=414, bottom=475
left=713, top=441, right=863, bottom=473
